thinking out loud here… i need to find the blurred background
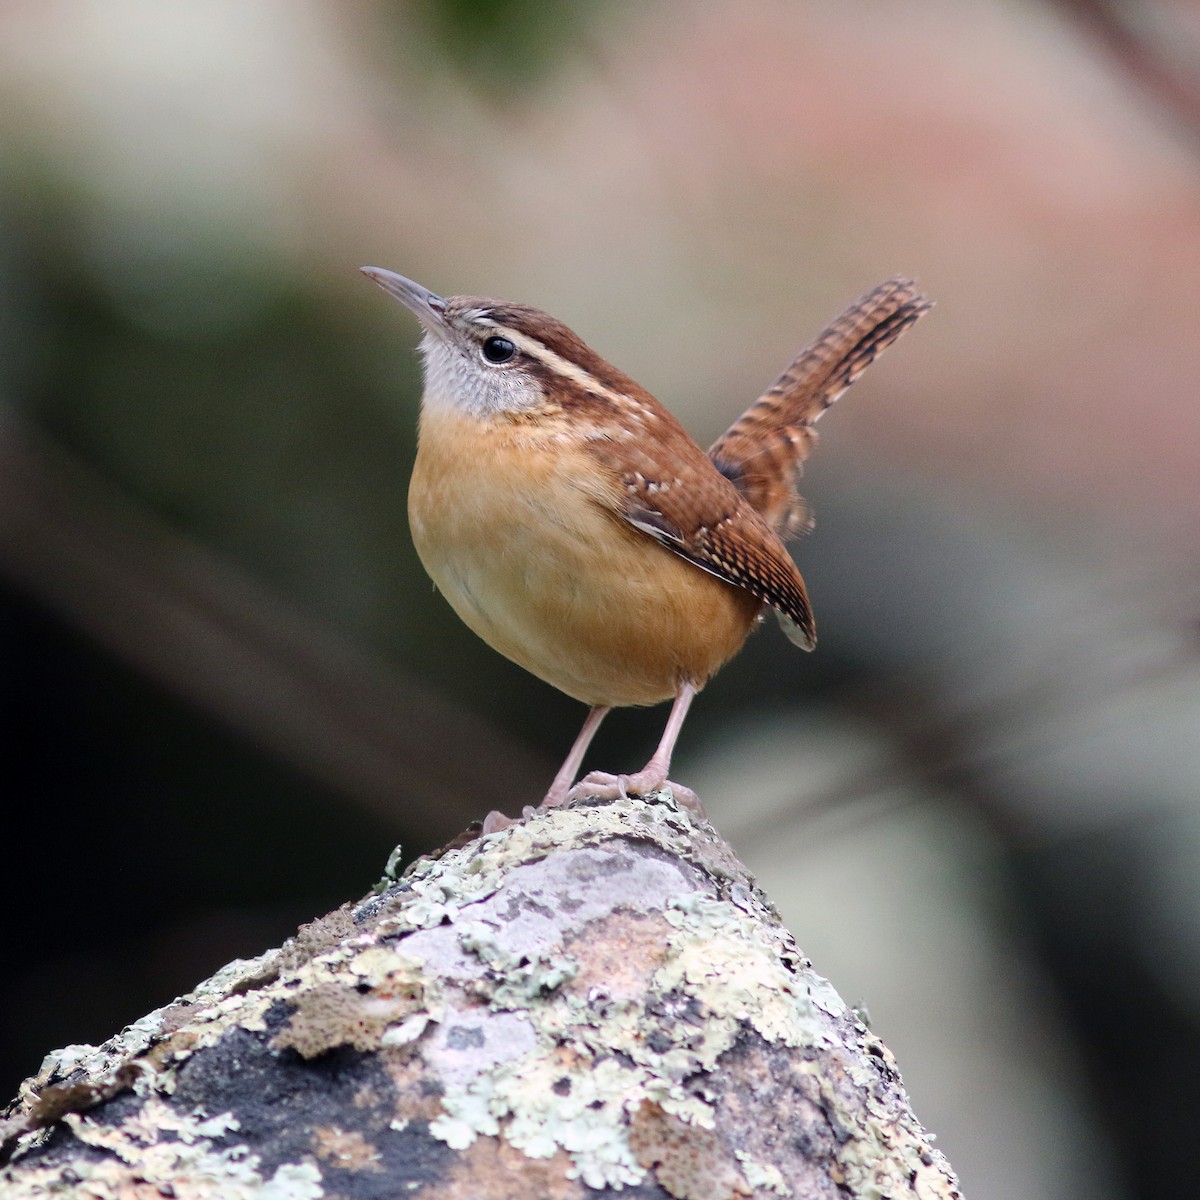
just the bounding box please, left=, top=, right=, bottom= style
left=1, top=1, right=1199, bottom=1196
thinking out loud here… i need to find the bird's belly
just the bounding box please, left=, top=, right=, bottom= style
left=408, top=419, right=760, bottom=708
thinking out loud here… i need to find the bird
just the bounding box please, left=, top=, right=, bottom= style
left=362, top=266, right=930, bottom=825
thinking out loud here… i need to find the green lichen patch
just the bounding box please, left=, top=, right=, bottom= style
left=2, top=1097, right=324, bottom=1200
left=660, top=893, right=846, bottom=1050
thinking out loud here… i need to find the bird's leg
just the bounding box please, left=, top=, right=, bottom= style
left=540, top=704, right=611, bottom=808
left=484, top=705, right=610, bottom=832
left=623, top=683, right=696, bottom=794
left=570, top=684, right=704, bottom=814
left=487, top=689, right=700, bottom=834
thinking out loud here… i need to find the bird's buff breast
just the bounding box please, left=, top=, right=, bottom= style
left=408, top=410, right=760, bottom=708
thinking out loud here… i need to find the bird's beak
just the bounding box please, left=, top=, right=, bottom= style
left=360, top=267, right=448, bottom=336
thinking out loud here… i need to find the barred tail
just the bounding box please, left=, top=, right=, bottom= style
left=708, top=278, right=932, bottom=537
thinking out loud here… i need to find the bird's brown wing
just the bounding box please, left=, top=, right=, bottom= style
left=708, top=278, right=932, bottom=537
left=585, top=407, right=817, bottom=649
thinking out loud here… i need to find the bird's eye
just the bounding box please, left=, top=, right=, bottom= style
left=482, top=336, right=516, bottom=364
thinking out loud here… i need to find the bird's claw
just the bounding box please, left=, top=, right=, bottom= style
left=481, top=809, right=517, bottom=835
left=485, top=773, right=704, bottom=838
left=564, top=770, right=704, bottom=817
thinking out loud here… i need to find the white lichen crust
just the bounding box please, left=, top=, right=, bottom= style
left=0, top=791, right=962, bottom=1199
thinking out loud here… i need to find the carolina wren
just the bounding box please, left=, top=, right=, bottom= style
left=363, top=266, right=930, bottom=820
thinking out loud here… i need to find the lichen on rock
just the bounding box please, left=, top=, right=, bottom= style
left=1, top=790, right=961, bottom=1199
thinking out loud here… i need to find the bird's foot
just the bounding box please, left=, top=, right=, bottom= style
left=564, top=769, right=627, bottom=803
left=481, top=809, right=516, bottom=834
left=662, top=781, right=705, bottom=817
left=482, top=804, right=541, bottom=834
left=540, top=782, right=571, bottom=810
left=564, top=770, right=705, bottom=817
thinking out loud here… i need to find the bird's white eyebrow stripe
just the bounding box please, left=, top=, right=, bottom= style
left=475, top=317, right=627, bottom=406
